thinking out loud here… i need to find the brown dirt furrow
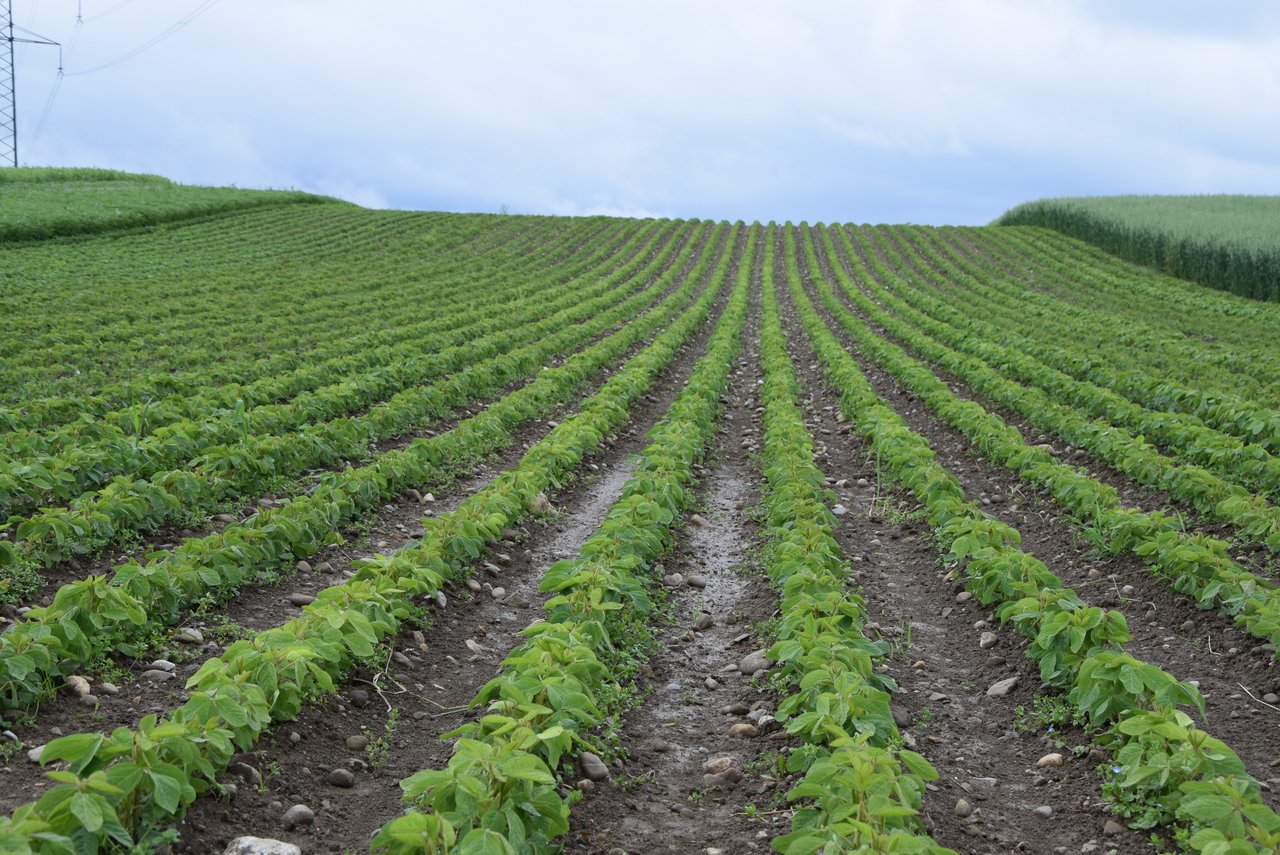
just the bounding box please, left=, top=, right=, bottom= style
left=0, top=229, right=737, bottom=778
left=789, top=243, right=1280, bottom=822
left=158, top=230, right=747, bottom=852
left=773, top=237, right=1151, bottom=855
left=567, top=303, right=784, bottom=853
left=810, top=230, right=1280, bottom=804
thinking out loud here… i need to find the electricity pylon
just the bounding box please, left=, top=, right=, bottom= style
left=2, top=0, right=60, bottom=167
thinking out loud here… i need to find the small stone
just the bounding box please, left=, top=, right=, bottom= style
left=64, top=675, right=92, bottom=697
left=142, top=669, right=175, bottom=682
left=326, top=768, right=355, bottom=788
left=1181, top=620, right=1195, bottom=633
left=176, top=627, right=204, bottom=644
left=662, top=573, right=685, bottom=587
left=703, top=756, right=735, bottom=775
left=79, top=694, right=98, bottom=707
left=281, top=804, right=315, bottom=830
left=986, top=676, right=1019, bottom=697
left=148, top=659, right=176, bottom=672
left=98, top=682, right=120, bottom=695
left=857, top=478, right=870, bottom=487
left=704, top=677, right=720, bottom=690
left=955, top=798, right=973, bottom=817
left=465, top=639, right=487, bottom=655
left=349, top=689, right=370, bottom=707
left=686, top=574, right=708, bottom=589
left=288, top=593, right=316, bottom=607
left=528, top=492, right=552, bottom=514
left=1120, top=585, right=1134, bottom=596
left=577, top=778, right=595, bottom=793
left=26, top=745, right=44, bottom=763
left=1037, top=753, right=1064, bottom=767
left=1103, top=820, right=1125, bottom=836
left=288, top=731, right=301, bottom=744
left=1263, top=693, right=1279, bottom=705
left=466, top=578, right=482, bottom=592
left=229, top=762, right=261, bottom=785
left=831, top=504, right=848, bottom=516
left=729, top=723, right=758, bottom=737
left=694, top=614, right=714, bottom=631
left=578, top=752, right=609, bottom=781
left=728, top=702, right=750, bottom=715
left=1033, top=805, right=1053, bottom=818
left=690, top=514, right=708, bottom=527
left=223, top=838, right=302, bottom=855
left=979, top=631, right=998, bottom=649
left=703, top=770, right=741, bottom=788
left=956, top=591, right=973, bottom=604
left=215, top=513, right=238, bottom=524
left=346, top=735, right=369, bottom=751
left=491, top=587, right=506, bottom=600
left=295, top=560, right=312, bottom=573
left=739, top=650, right=773, bottom=675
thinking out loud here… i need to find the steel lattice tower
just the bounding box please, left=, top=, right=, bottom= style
left=1, top=0, right=16, bottom=167
left=1, top=1, right=58, bottom=168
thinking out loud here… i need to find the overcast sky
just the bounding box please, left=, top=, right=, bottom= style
left=10, top=0, right=1280, bottom=224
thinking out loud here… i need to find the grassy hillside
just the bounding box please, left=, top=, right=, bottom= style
left=995, top=194, right=1280, bottom=301
left=0, top=167, right=335, bottom=243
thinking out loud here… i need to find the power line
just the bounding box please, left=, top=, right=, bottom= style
left=86, top=0, right=138, bottom=23
left=27, top=8, right=76, bottom=158
left=63, top=0, right=219, bottom=77
left=2, top=0, right=59, bottom=167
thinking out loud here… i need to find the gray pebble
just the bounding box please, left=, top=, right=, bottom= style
left=281, top=804, right=315, bottom=830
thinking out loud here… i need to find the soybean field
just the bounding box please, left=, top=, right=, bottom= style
left=1, top=173, right=1279, bottom=855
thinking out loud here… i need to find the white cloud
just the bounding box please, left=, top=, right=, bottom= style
left=10, top=0, right=1280, bottom=224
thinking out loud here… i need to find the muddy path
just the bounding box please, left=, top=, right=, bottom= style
left=566, top=295, right=783, bottom=854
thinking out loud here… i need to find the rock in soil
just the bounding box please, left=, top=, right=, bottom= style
left=64, top=675, right=92, bottom=697
left=223, top=838, right=301, bottom=855
left=729, top=723, right=759, bottom=737
left=738, top=649, right=773, bottom=675
left=578, top=751, right=609, bottom=782
left=1037, top=752, right=1065, bottom=767
left=281, top=804, right=315, bottom=830
left=986, top=676, right=1018, bottom=696
left=326, top=768, right=355, bottom=788
left=703, top=757, right=736, bottom=775
left=345, top=735, right=369, bottom=751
